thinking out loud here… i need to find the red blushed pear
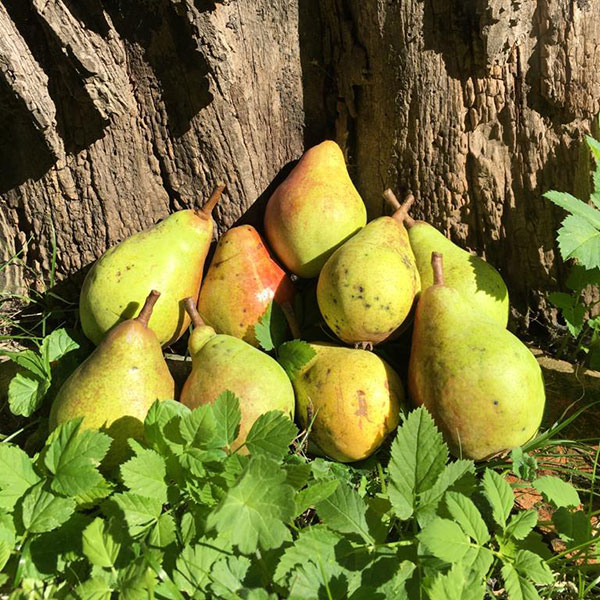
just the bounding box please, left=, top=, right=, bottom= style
left=198, top=225, right=297, bottom=346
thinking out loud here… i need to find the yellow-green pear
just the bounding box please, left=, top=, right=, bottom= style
left=180, top=298, right=295, bottom=452
left=408, top=253, right=545, bottom=460
left=50, top=291, right=175, bottom=466
left=264, top=141, right=367, bottom=278
left=384, top=189, right=509, bottom=326
left=80, top=184, right=226, bottom=347
left=294, top=343, right=405, bottom=462
left=317, top=195, right=420, bottom=346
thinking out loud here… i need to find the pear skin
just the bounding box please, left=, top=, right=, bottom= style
left=383, top=190, right=509, bottom=326
left=317, top=196, right=420, bottom=345
left=180, top=299, right=295, bottom=452
left=408, top=253, right=545, bottom=460
left=264, top=141, right=367, bottom=278
left=80, top=184, right=225, bottom=347
left=294, top=343, right=405, bottom=462
left=50, top=291, right=175, bottom=466
left=197, top=225, right=295, bottom=346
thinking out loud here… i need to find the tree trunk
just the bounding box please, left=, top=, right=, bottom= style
left=1, top=0, right=599, bottom=329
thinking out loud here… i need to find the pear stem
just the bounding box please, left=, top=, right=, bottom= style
left=136, top=290, right=160, bottom=327
left=431, top=252, right=444, bottom=286
left=280, top=301, right=301, bottom=340
left=184, top=297, right=205, bottom=328
left=383, top=188, right=416, bottom=227
left=197, top=182, right=226, bottom=218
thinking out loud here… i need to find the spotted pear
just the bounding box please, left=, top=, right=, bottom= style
left=293, top=343, right=405, bottom=462
left=80, top=184, right=226, bottom=346
left=317, top=195, right=420, bottom=346
left=180, top=298, right=295, bottom=452
left=197, top=225, right=296, bottom=346
left=384, top=189, right=509, bottom=326
left=50, top=291, right=175, bottom=466
left=408, top=253, right=545, bottom=460
left=264, top=141, right=367, bottom=278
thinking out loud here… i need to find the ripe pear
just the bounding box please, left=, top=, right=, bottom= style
left=294, top=343, right=404, bottom=462
left=317, top=195, right=420, bottom=346
left=80, top=184, right=226, bottom=347
left=264, top=141, right=367, bottom=278
left=50, top=291, right=175, bottom=465
left=197, top=225, right=296, bottom=346
left=383, top=190, right=509, bottom=326
left=409, top=253, right=545, bottom=460
left=180, top=298, right=295, bottom=452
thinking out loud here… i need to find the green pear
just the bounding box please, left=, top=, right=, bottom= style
left=264, top=141, right=367, bottom=278
left=383, top=190, right=509, bottom=326
left=408, top=253, right=545, bottom=460
left=294, top=343, right=405, bottom=462
left=50, top=291, right=175, bottom=466
left=180, top=298, right=295, bottom=452
left=317, top=196, right=420, bottom=346
left=80, top=184, right=226, bottom=347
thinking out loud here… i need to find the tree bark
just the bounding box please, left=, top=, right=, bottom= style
left=1, top=0, right=599, bottom=329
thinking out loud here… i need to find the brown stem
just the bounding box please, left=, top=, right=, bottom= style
left=136, top=290, right=161, bottom=327
left=382, top=188, right=400, bottom=210
left=184, top=297, right=205, bottom=327
left=280, top=301, right=301, bottom=340
left=196, top=182, right=226, bottom=218
left=383, top=189, right=416, bottom=227
left=431, top=252, right=444, bottom=286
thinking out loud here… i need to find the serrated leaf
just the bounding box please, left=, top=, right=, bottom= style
left=173, top=538, right=229, bottom=594
left=75, top=478, right=115, bottom=509
left=207, top=455, right=295, bottom=553
left=107, top=492, right=163, bottom=537
left=513, top=549, right=553, bottom=584
left=552, top=508, right=591, bottom=546
left=179, top=404, right=217, bottom=449
left=515, top=531, right=553, bottom=561
left=388, top=406, right=448, bottom=520
left=149, top=513, right=176, bottom=549
left=545, top=190, right=600, bottom=228
left=254, top=301, right=289, bottom=352
left=557, top=214, right=600, bottom=270
left=283, top=461, right=312, bottom=490
left=587, top=135, right=600, bottom=163
left=82, top=517, right=120, bottom=568
left=40, top=328, right=80, bottom=364
left=245, top=410, right=297, bottom=459
left=566, top=264, right=600, bottom=291
left=212, top=391, right=242, bottom=450
left=511, top=447, right=538, bottom=481
left=44, top=419, right=111, bottom=497
left=120, top=446, right=167, bottom=502
left=428, top=563, right=486, bottom=600
left=506, top=509, right=538, bottom=540
left=0, top=444, right=40, bottom=510
left=462, top=546, right=494, bottom=577
left=144, top=400, right=190, bottom=456
left=532, top=476, right=580, bottom=508
left=8, top=372, right=49, bottom=417
left=482, top=469, right=514, bottom=529
left=21, top=482, right=75, bottom=533
left=295, top=479, right=339, bottom=515
left=77, top=576, right=113, bottom=600
left=501, top=562, right=541, bottom=600
left=418, top=517, right=471, bottom=563
left=445, top=492, right=490, bottom=544
left=210, top=555, right=251, bottom=597
left=277, top=340, right=316, bottom=380
left=0, top=540, right=10, bottom=572
left=0, top=348, right=48, bottom=379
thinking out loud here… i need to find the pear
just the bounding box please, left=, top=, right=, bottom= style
left=408, top=253, right=545, bottom=460
left=180, top=298, right=295, bottom=452
left=317, top=195, right=420, bottom=346
left=50, top=291, right=175, bottom=465
left=264, top=141, right=367, bottom=278
left=80, top=184, right=226, bottom=347
left=384, top=189, right=509, bottom=326
left=197, top=225, right=296, bottom=346
left=294, top=343, right=404, bottom=462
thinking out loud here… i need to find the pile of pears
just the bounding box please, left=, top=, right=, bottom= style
left=52, top=140, right=545, bottom=466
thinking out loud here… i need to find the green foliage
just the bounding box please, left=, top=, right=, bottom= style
left=254, top=300, right=290, bottom=352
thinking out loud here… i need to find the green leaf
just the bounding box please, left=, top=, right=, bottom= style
left=513, top=549, right=553, bottom=585
left=144, top=400, right=190, bottom=456
left=277, top=340, right=316, bottom=380
left=506, top=509, right=538, bottom=540
left=120, top=445, right=167, bottom=502
left=315, top=481, right=373, bottom=543
left=82, top=517, right=121, bottom=568
left=0, top=348, right=48, bottom=379
left=207, top=455, right=295, bottom=553
left=77, top=576, right=113, bottom=600
left=511, top=447, right=538, bottom=481
left=587, top=135, right=600, bottom=163
left=418, top=517, right=471, bottom=563
left=501, top=562, right=541, bottom=600
left=532, top=476, right=580, bottom=508
left=548, top=292, right=585, bottom=337
left=21, top=482, right=75, bottom=533
left=244, top=410, right=297, bottom=459
left=179, top=404, right=217, bottom=449
left=8, top=372, right=49, bottom=417
left=482, top=469, right=514, bottom=529
left=557, top=214, right=600, bottom=270
left=0, top=540, right=10, bottom=572
left=173, top=538, right=229, bottom=594
left=388, top=406, right=448, bottom=520
left=212, top=391, right=242, bottom=449
left=40, top=328, right=80, bottom=364
left=428, top=563, right=486, bottom=600
left=107, top=492, right=163, bottom=537
left=254, top=301, right=289, bottom=352
left=284, top=461, right=312, bottom=490
left=44, top=418, right=112, bottom=497
left=552, top=508, right=592, bottom=546
left=210, top=555, right=251, bottom=597
left=149, top=513, right=177, bottom=548
left=544, top=190, right=600, bottom=228
left=295, top=479, right=339, bottom=515
left=445, top=492, right=490, bottom=544
left=0, top=444, right=40, bottom=510
left=566, top=264, right=600, bottom=291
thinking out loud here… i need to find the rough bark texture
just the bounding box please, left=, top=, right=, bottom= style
left=1, top=0, right=599, bottom=329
